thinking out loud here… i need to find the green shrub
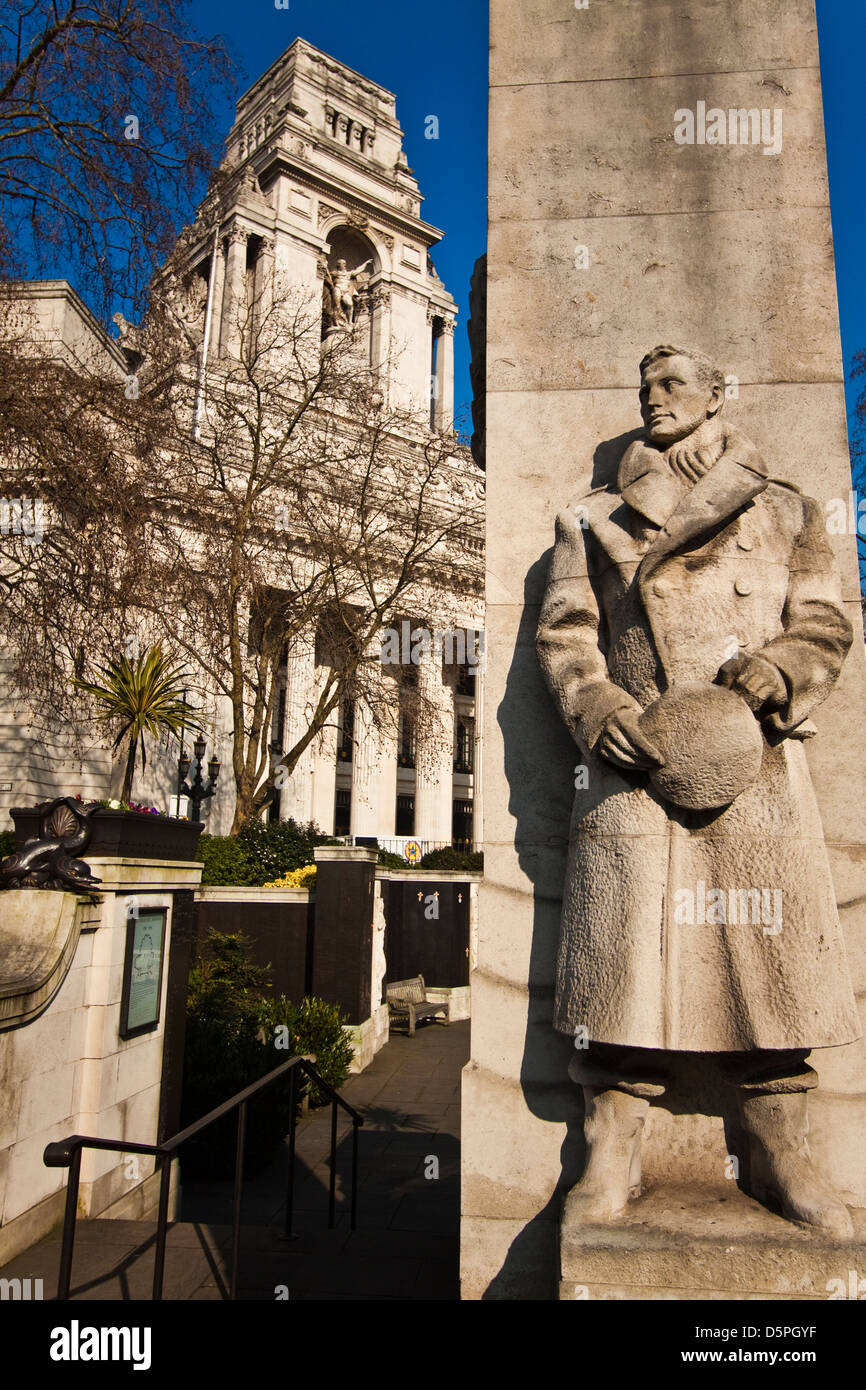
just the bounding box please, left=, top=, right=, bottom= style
left=180, top=930, right=354, bottom=1177
left=196, top=834, right=257, bottom=887
left=377, top=848, right=409, bottom=869
left=258, top=995, right=354, bottom=1107
left=236, top=818, right=335, bottom=885
left=0, top=829, right=15, bottom=860
left=419, top=846, right=484, bottom=872
left=180, top=930, right=295, bottom=1177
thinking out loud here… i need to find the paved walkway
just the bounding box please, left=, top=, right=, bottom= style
left=0, top=1020, right=468, bottom=1301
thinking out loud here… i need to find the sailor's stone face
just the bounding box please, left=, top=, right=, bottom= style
left=639, top=354, right=719, bottom=446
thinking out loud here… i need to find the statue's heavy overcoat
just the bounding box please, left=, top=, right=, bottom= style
left=536, top=446, right=860, bottom=1052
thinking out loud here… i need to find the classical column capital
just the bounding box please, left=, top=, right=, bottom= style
left=370, top=283, right=392, bottom=309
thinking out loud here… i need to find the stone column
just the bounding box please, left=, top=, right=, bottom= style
left=255, top=235, right=276, bottom=358
left=311, top=717, right=338, bottom=836
left=413, top=642, right=454, bottom=846
left=433, top=318, right=455, bottom=431
left=370, top=283, right=392, bottom=388
left=220, top=225, right=248, bottom=359
left=279, top=630, right=316, bottom=825
left=376, top=698, right=399, bottom=843
left=349, top=695, right=380, bottom=840
left=209, top=235, right=227, bottom=360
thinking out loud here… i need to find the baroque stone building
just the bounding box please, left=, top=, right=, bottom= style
left=0, top=39, right=485, bottom=848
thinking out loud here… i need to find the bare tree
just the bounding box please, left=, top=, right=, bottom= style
left=0, top=267, right=485, bottom=830
left=137, top=272, right=484, bottom=829
left=0, top=0, right=232, bottom=316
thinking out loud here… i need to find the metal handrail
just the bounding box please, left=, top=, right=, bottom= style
left=43, top=1054, right=364, bottom=1302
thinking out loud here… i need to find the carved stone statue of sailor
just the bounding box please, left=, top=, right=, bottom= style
left=536, top=343, right=859, bottom=1238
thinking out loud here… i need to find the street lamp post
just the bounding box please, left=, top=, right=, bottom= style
left=177, top=733, right=220, bottom=822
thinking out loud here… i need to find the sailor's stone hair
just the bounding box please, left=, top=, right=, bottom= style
left=639, top=344, right=726, bottom=395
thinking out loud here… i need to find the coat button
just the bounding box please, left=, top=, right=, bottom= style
left=737, top=536, right=753, bottom=551
left=734, top=578, right=752, bottom=596
left=652, top=578, right=673, bottom=597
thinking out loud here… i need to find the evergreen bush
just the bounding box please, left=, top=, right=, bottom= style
left=196, top=834, right=257, bottom=887
left=236, top=818, right=335, bottom=884
left=180, top=930, right=295, bottom=1177
left=419, top=846, right=484, bottom=872
left=258, top=995, right=354, bottom=1107
left=376, top=848, right=409, bottom=869
left=180, top=930, right=354, bottom=1177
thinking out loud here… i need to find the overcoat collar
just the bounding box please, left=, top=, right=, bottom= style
left=617, top=437, right=770, bottom=584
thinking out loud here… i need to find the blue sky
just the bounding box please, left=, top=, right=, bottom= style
left=190, top=0, right=488, bottom=431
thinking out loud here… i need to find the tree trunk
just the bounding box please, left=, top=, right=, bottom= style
left=121, top=735, right=138, bottom=803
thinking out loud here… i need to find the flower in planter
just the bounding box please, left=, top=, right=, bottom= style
left=47, top=796, right=178, bottom=819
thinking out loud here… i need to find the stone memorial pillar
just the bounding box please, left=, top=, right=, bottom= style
left=463, top=0, right=866, bottom=1300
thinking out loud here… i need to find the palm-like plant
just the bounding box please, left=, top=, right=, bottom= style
left=75, top=645, right=198, bottom=803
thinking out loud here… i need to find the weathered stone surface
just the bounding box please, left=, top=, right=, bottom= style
left=487, top=211, right=842, bottom=395
left=491, top=73, right=826, bottom=224
left=559, top=1184, right=866, bottom=1301
left=0, top=890, right=82, bottom=1027
left=491, top=0, right=818, bottom=88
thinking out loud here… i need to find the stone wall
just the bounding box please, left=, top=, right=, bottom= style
left=0, top=858, right=201, bottom=1265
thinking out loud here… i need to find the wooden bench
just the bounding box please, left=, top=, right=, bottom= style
left=386, top=975, right=449, bottom=1036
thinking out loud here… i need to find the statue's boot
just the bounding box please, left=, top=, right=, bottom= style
left=739, top=1090, right=854, bottom=1240
left=562, top=1086, right=651, bottom=1224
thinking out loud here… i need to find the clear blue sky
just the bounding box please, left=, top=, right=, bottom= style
left=190, top=0, right=489, bottom=431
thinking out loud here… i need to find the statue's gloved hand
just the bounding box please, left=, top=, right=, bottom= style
left=715, top=652, right=787, bottom=715
left=598, top=709, right=664, bottom=770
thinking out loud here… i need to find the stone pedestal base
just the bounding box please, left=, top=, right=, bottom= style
left=559, top=1183, right=866, bottom=1300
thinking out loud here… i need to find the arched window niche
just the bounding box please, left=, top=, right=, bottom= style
left=320, top=224, right=382, bottom=365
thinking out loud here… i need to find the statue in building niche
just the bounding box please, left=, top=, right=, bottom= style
left=536, top=343, right=859, bottom=1239
left=322, top=255, right=372, bottom=333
